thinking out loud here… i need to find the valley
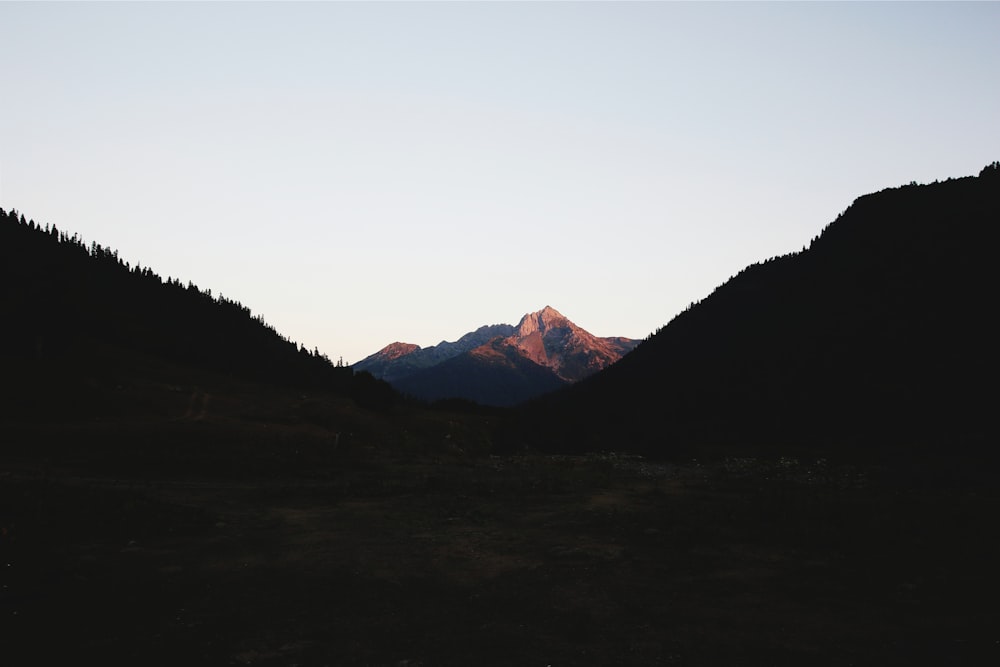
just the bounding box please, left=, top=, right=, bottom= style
left=6, top=416, right=997, bottom=666
left=3, top=165, right=999, bottom=665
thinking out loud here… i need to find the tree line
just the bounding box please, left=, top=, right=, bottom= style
left=0, top=208, right=397, bottom=410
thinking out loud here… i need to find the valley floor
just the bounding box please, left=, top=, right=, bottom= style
left=2, top=439, right=998, bottom=666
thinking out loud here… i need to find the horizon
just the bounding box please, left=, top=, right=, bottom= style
left=2, top=2, right=998, bottom=365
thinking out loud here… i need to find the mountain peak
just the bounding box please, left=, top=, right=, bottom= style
left=516, top=306, right=570, bottom=337
left=537, top=305, right=565, bottom=319
left=374, top=342, right=421, bottom=361
left=355, top=306, right=638, bottom=405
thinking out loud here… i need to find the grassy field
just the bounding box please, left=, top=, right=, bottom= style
left=2, top=380, right=998, bottom=665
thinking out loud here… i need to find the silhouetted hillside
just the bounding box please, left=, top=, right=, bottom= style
left=0, top=209, right=397, bottom=419
left=516, top=163, right=999, bottom=459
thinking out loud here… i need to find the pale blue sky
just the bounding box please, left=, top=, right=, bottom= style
left=2, top=1, right=998, bottom=364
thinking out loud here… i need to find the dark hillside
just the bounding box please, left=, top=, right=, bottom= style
left=0, top=209, right=396, bottom=420
left=517, top=163, right=999, bottom=458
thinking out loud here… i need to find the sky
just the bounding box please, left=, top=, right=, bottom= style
left=2, top=1, right=999, bottom=365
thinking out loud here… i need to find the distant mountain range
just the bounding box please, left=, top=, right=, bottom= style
left=354, top=306, right=638, bottom=406
left=516, top=163, right=999, bottom=458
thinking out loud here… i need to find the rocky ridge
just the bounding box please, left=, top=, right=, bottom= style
left=354, top=307, right=638, bottom=405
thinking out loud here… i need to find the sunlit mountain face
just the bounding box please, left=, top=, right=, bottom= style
left=354, top=306, right=638, bottom=406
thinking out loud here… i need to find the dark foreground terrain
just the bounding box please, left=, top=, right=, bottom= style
left=3, top=398, right=998, bottom=666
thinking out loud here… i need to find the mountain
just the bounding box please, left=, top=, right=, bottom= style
left=500, top=306, right=639, bottom=383
left=515, top=163, right=1000, bottom=459
left=393, top=337, right=569, bottom=407
left=355, top=306, right=639, bottom=406
left=0, top=208, right=399, bottom=419
left=354, top=324, right=517, bottom=383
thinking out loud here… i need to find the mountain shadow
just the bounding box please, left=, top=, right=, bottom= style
left=514, top=163, right=999, bottom=460
left=395, top=337, right=568, bottom=407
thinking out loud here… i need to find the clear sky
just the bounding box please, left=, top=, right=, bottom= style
left=2, top=2, right=998, bottom=365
